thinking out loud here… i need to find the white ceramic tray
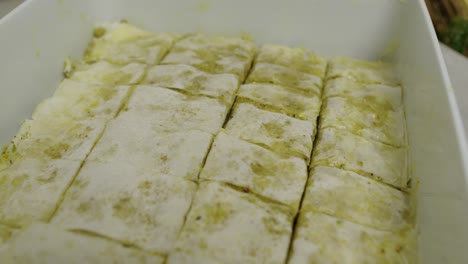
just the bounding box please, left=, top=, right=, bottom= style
left=0, top=0, right=467, bottom=262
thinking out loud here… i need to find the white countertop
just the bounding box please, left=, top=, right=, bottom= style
left=1, top=0, right=467, bottom=134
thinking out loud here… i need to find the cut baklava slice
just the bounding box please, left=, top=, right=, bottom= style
left=125, top=85, right=228, bottom=134
left=323, top=78, right=402, bottom=110
left=237, top=83, right=321, bottom=121
left=173, top=34, right=255, bottom=53
left=0, top=223, right=164, bottom=263
left=256, top=44, right=327, bottom=78
left=8, top=118, right=106, bottom=162
left=64, top=60, right=145, bottom=86
left=52, top=162, right=196, bottom=254
left=288, top=212, right=416, bottom=264
left=85, top=22, right=177, bottom=65
left=0, top=158, right=82, bottom=226
left=327, top=57, right=400, bottom=85
left=32, top=79, right=130, bottom=123
left=162, top=34, right=255, bottom=80
left=200, top=132, right=307, bottom=209
left=225, top=103, right=315, bottom=160
left=311, top=128, right=407, bottom=188
left=167, top=181, right=294, bottom=264
left=303, top=166, right=413, bottom=230
left=143, top=64, right=239, bottom=103
left=319, top=96, right=406, bottom=146
left=4, top=80, right=128, bottom=164
left=87, top=116, right=213, bottom=181
left=246, top=63, right=322, bottom=95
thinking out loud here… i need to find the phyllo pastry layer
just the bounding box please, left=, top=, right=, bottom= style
left=64, top=60, right=146, bottom=86
left=0, top=158, right=82, bottom=226
left=289, top=212, right=416, bottom=264
left=319, top=96, right=406, bottom=146
left=225, top=103, right=315, bottom=160
left=327, top=57, right=400, bottom=85
left=256, top=44, right=327, bottom=78
left=162, top=34, right=256, bottom=80
left=143, top=64, right=239, bottom=103
left=311, top=128, right=407, bottom=189
left=237, top=83, right=322, bottom=121
left=52, top=162, right=196, bottom=254
left=167, top=181, right=294, bottom=264
left=87, top=116, right=213, bottom=181
left=124, top=85, right=228, bottom=135
left=303, top=166, right=413, bottom=230
left=323, top=78, right=402, bottom=110
left=200, top=132, right=308, bottom=210
left=246, top=63, right=322, bottom=95
left=85, top=22, right=178, bottom=65
left=0, top=223, right=164, bottom=263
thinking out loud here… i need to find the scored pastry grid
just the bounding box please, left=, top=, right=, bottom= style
left=311, top=58, right=410, bottom=190
left=167, top=45, right=327, bottom=263
left=49, top=28, right=244, bottom=256
left=0, top=22, right=181, bottom=259
left=1, top=223, right=165, bottom=263
left=286, top=58, right=415, bottom=263
left=50, top=24, right=264, bottom=258
left=0, top=22, right=414, bottom=263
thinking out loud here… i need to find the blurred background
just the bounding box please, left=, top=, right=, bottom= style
left=425, top=0, right=468, bottom=57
